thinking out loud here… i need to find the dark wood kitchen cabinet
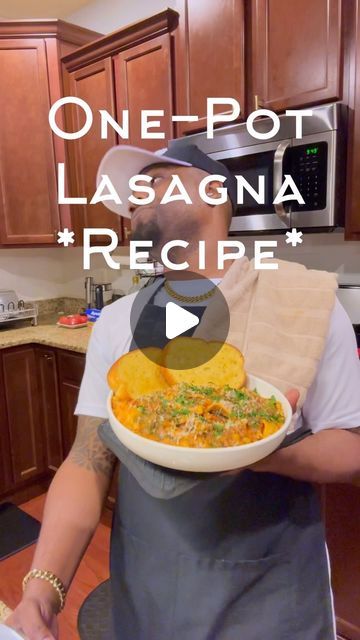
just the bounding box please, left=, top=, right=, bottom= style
left=345, top=0, right=360, bottom=239
left=114, top=32, right=175, bottom=244
left=63, top=58, right=123, bottom=243
left=0, top=353, right=13, bottom=494
left=57, top=349, right=85, bottom=456
left=36, top=347, right=63, bottom=472
left=323, top=483, right=360, bottom=640
left=114, top=33, right=175, bottom=150
left=62, top=9, right=178, bottom=244
left=0, top=21, right=100, bottom=246
left=0, top=344, right=118, bottom=515
left=175, top=0, right=341, bottom=132
left=250, top=0, right=342, bottom=113
left=175, top=0, right=245, bottom=135
left=0, top=38, right=60, bottom=245
left=2, top=346, right=45, bottom=484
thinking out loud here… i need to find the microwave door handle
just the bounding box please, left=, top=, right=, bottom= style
left=273, top=141, right=291, bottom=227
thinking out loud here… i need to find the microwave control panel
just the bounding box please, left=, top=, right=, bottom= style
left=290, top=142, right=327, bottom=211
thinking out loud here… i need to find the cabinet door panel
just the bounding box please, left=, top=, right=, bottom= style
left=114, top=34, right=174, bottom=151
left=0, top=39, right=60, bottom=244
left=251, top=0, right=342, bottom=112
left=57, top=350, right=85, bottom=457
left=65, top=58, right=122, bottom=242
left=175, top=0, right=245, bottom=135
left=324, top=483, right=360, bottom=639
left=3, top=347, right=45, bottom=483
left=345, top=0, right=360, bottom=239
left=59, top=382, right=81, bottom=457
left=36, top=347, right=63, bottom=472
left=0, top=353, right=13, bottom=494
left=57, top=349, right=85, bottom=384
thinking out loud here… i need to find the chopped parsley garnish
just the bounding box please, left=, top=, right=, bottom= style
left=213, top=423, right=224, bottom=435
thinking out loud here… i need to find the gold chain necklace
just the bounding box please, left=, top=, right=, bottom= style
left=163, top=279, right=217, bottom=303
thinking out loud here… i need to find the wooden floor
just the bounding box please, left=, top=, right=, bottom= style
left=0, top=494, right=111, bottom=639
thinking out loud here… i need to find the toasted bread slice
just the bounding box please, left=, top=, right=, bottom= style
left=107, top=347, right=169, bottom=399
left=162, top=337, right=246, bottom=388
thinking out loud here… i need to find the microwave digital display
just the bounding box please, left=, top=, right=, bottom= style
left=306, top=146, right=319, bottom=156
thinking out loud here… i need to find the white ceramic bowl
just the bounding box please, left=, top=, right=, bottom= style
left=107, top=375, right=292, bottom=472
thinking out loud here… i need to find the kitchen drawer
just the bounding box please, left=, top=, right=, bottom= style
left=56, top=349, right=85, bottom=385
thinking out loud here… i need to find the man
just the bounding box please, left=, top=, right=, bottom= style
left=7, top=144, right=360, bottom=640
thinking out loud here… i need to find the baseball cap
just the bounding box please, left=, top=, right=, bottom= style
left=96, top=143, right=237, bottom=218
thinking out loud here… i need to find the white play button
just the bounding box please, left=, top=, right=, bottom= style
left=165, top=302, right=199, bottom=340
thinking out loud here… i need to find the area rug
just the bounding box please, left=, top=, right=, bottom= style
left=0, top=502, right=40, bottom=561
left=78, top=579, right=116, bottom=640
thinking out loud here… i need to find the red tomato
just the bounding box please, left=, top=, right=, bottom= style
left=59, top=314, right=88, bottom=326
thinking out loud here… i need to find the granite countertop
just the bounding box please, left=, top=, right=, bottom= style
left=0, top=315, right=92, bottom=354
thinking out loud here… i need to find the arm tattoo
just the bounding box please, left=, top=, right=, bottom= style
left=68, top=416, right=116, bottom=477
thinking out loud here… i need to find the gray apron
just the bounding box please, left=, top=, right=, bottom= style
left=99, top=280, right=335, bottom=640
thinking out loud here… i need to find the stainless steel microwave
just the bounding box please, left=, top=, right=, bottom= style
left=168, top=103, right=347, bottom=233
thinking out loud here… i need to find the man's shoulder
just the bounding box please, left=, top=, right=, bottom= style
left=102, top=291, right=137, bottom=316
left=92, top=292, right=137, bottom=335
left=262, top=258, right=338, bottom=290
left=326, top=297, right=355, bottom=347
left=98, top=279, right=164, bottom=325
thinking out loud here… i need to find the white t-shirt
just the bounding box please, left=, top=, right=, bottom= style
left=75, top=281, right=360, bottom=434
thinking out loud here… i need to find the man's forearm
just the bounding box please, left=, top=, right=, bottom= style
left=28, top=459, right=108, bottom=591
left=23, top=416, right=116, bottom=608
left=250, top=428, right=360, bottom=483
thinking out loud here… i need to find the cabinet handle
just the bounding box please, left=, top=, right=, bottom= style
left=44, top=354, right=53, bottom=360
left=124, top=226, right=132, bottom=240
left=254, top=95, right=264, bottom=111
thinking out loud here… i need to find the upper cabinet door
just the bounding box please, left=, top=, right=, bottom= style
left=64, top=58, right=123, bottom=241
left=0, top=39, right=60, bottom=244
left=345, top=0, right=360, bottom=239
left=251, top=0, right=342, bottom=112
left=114, top=33, right=174, bottom=242
left=114, top=33, right=174, bottom=151
left=175, top=0, right=245, bottom=135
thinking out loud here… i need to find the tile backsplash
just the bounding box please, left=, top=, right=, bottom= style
left=0, top=246, right=133, bottom=300
left=33, top=297, right=86, bottom=318
left=0, top=232, right=359, bottom=302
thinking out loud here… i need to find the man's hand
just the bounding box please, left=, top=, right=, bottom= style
left=5, top=592, right=58, bottom=640
left=224, top=389, right=360, bottom=483
left=248, top=388, right=299, bottom=473
left=248, top=388, right=360, bottom=483
left=282, top=388, right=300, bottom=414
left=223, top=388, right=299, bottom=477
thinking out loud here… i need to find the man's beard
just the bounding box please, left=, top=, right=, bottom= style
left=131, top=219, right=163, bottom=257
left=131, top=215, right=201, bottom=262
